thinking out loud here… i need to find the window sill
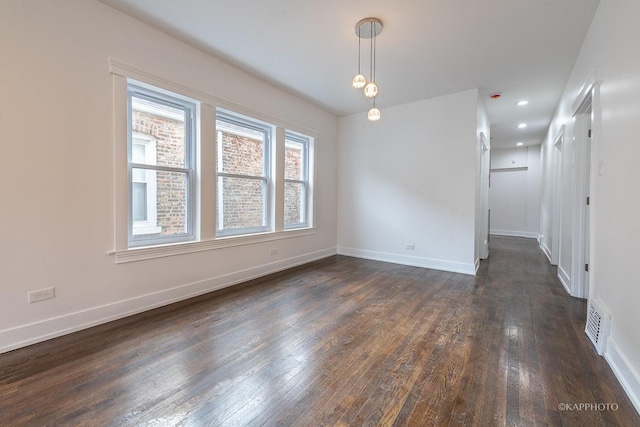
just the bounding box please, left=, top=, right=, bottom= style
left=109, top=227, right=316, bottom=264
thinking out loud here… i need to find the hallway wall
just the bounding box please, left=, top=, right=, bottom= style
left=489, top=146, right=541, bottom=238
left=539, top=0, right=640, bottom=413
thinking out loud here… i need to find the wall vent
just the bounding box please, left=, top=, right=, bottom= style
left=585, top=299, right=610, bottom=356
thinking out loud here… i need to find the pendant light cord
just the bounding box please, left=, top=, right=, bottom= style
left=369, top=22, right=374, bottom=83
left=357, top=26, right=361, bottom=74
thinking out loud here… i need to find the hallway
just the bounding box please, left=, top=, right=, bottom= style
left=0, top=237, right=637, bottom=425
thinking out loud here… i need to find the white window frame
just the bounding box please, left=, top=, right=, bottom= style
left=109, top=58, right=317, bottom=263
left=284, top=132, right=311, bottom=229
left=127, top=84, right=197, bottom=248
left=215, top=111, right=272, bottom=237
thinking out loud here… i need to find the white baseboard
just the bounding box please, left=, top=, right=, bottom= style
left=605, top=337, right=640, bottom=416
left=0, top=247, right=336, bottom=354
left=558, top=266, right=571, bottom=294
left=540, top=240, right=552, bottom=263
left=490, top=229, right=538, bottom=239
left=337, top=247, right=476, bottom=275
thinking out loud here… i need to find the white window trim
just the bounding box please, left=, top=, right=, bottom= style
left=284, top=132, right=311, bottom=230
left=109, top=58, right=318, bottom=263
left=215, top=112, right=273, bottom=237
left=127, top=84, right=197, bottom=248
left=109, top=227, right=317, bottom=263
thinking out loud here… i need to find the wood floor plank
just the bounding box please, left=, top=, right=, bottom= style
left=1, top=237, right=638, bottom=426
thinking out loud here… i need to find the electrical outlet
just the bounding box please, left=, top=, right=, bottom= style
left=28, top=287, right=55, bottom=304
left=270, top=248, right=278, bottom=256
left=405, top=244, right=415, bottom=250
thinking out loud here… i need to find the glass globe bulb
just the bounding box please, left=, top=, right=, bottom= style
left=368, top=108, right=381, bottom=121
left=352, top=74, right=366, bottom=89
left=364, top=82, right=378, bottom=98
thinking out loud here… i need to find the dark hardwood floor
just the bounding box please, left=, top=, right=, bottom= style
left=1, top=237, right=638, bottom=426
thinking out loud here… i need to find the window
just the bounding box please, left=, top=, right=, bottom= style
left=284, top=132, right=310, bottom=229
left=127, top=84, right=196, bottom=247
left=111, top=59, right=317, bottom=261
left=216, top=112, right=272, bottom=237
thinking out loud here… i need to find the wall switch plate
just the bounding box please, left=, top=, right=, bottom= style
left=28, top=287, right=55, bottom=303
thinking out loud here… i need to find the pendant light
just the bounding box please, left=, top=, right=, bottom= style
left=353, top=18, right=383, bottom=121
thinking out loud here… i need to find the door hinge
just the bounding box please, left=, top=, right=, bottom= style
left=586, top=196, right=590, bottom=205
left=588, top=129, right=592, bottom=138
left=585, top=263, right=589, bottom=272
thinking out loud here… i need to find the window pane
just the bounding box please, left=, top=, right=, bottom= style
left=217, top=177, right=266, bottom=231
left=285, top=139, right=305, bottom=180
left=132, top=142, right=146, bottom=164
left=155, top=170, right=188, bottom=236
left=131, top=168, right=188, bottom=238
left=285, top=182, right=305, bottom=225
left=131, top=95, right=187, bottom=168
left=132, top=182, right=147, bottom=221
left=217, top=125, right=265, bottom=176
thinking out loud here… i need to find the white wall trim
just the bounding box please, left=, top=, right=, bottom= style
left=490, top=229, right=538, bottom=239
left=558, top=266, right=571, bottom=294
left=0, top=247, right=336, bottom=354
left=605, top=337, right=640, bottom=416
left=571, top=70, right=599, bottom=114
left=540, top=240, right=552, bottom=263
left=337, top=247, right=476, bottom=276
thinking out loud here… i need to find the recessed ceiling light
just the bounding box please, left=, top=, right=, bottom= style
left=516, top=142, right=524, bottom=146
left=517, top=100, right=529, bottom=106
left=518, top=123, right=527, bottom=128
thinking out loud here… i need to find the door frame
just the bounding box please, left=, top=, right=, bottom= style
left=570, top=73, right=599, bottom=299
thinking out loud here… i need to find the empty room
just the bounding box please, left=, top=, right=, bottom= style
left=1, top=0, right=639, bottom=425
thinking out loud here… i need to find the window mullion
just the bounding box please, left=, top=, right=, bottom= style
left=131, top=162, right=190, bottom=175
left=217, top=172, right=266, bottom=181
left=284, top=179, right=306, bottom=185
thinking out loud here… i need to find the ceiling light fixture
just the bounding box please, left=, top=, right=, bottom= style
left=517, top=100, right=529, bottom=106
left=352, top=18, right=383, bottom=121
left=516, top=142, right=524, bottom=146
left=518, top=123, right=527, bottom=128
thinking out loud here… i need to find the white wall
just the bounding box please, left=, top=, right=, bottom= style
left=0, top=0, right=338, bottom=352
left=337, top=89, right=481, bottom=275
left=475, top=95, right=491, bottom=263
left=489, top=146, right=541, bottom=238
left=539, top=0, right=640, bottom=413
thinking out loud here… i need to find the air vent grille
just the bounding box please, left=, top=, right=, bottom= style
left=585, top=299, right=610, bottom=356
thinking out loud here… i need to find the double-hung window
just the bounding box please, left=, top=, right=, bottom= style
left=284, top=132, right=310, bottom=229
left=127, top=84, right=196, bottom=247
left=216, top=112, right=272, bottom=237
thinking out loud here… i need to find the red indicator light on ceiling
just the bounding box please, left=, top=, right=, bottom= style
left=490, top=93, right=502, bottom=99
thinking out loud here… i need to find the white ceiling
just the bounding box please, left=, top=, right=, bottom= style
left=98, top=0, right=600, bottom=149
